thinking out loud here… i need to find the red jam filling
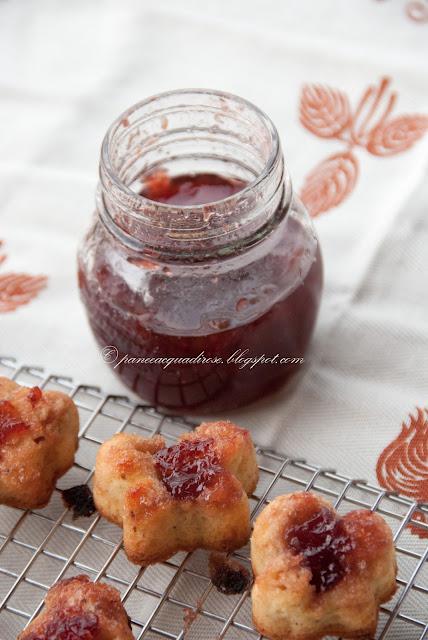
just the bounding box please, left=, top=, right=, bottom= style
left=286, top=508, right=354, bottom=593
left=0, top=400, right=29, bottom=445
left=27, top=386, right=43, bottom=406
left=153, top=438, right=222, bottom=499
left=140, top=171, right=245, bottom=205
left=25, top=612, right=99, bottom=640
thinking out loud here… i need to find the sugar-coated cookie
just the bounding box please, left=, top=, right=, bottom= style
left=94, top=421, right=259, bottom=564
left=0, top=377, right=79, bottom=509
left=251, top=492, right=397, bottom=640
left=18, top=575, right=134, bottom=639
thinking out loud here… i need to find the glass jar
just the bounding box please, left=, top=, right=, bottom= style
left=78, top=89, right=323, bottom=414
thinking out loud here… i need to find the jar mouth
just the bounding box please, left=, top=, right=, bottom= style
left=98, top=88, right=289, bottom=258
left=101, top=88, right=282, bottom=212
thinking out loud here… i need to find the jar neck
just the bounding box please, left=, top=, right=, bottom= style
left=97, top=89, right=291, bottom=261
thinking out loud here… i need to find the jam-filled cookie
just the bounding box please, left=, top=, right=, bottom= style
left=18, top=574, right=134, bottom=639
left=0, top=377, right=79, bottom=510
left=251, top=492, right=397, bottom=640
left=93, top=421, right=259, bottom=564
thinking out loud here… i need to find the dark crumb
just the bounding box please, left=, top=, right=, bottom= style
left=209, top=552, right=252, bottom=595
left=61, top=484, right=96, bottom=519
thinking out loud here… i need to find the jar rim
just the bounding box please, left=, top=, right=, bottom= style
left=100, top=88, right=283, bottom=212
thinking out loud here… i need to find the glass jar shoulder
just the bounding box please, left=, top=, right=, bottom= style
left=78, top=199, right=320, bottom=337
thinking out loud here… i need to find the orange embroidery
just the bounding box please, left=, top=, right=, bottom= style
left=349, top=77, right=397, bottom=147
left=406, top=1, right=428, bottom=21
left=367, top=115, right=428, bottom=156
left=300, top=85, right=351, bottom=139
left=377, top=408, right=428, bottom=539
left=375, top=0, right=428, bottom=23
left=300, top=152, right=358, bottom=219
left=0, top=240, right=6, bottom=266
left=299, top=77, right=428, bottom=217
left=0, top=239, right=47, bottom=313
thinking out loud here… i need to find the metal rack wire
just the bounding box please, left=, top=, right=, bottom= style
left=0, top=356, right=427, bottom=640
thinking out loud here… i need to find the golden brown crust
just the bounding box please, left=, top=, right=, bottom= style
left=182, top=421, right=259, bottom=496
left=93, top=421, right=259, bottom=565
left=18, top=575, right=134, bottom=639
left=251, top=492, right=397, bottom=640
left=0, top=377, right=79, bottom=510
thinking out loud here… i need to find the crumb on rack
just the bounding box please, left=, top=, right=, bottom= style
left=183, top=603, right=200, bottom=636
left=209, top=552, right=252, bottom=595
left=61, top=484, right=96, bottom=519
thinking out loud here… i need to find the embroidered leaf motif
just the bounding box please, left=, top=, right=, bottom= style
left=350, top=77, right=397, bottom=147
left=300, top=85, right=351, bottom=139
left=0, top=273, right=47, bottom=313
left=0, top=240, right=6, bottom=266
left=299, top=76, right=428, bottom=216
left=366, top=115, right=428, bottom=156
left=300, top=151, right=359, bottom=218
left=377, top=408, right=428, bottom=539
left=0, top=239, right=48, bottom=313
left=406, top=1, right=428, bottom=22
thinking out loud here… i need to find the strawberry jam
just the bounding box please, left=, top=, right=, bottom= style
left=286, top=508, right=354, bottom=593
left=141, top=171, right=245, bottom=205
left=24, top=612, right=99, bottom=640
left=154, top=438, right=222, bottom=499
left=27, top=386, right=43, bottom=406
left=0, top=400, right=29, bottom=445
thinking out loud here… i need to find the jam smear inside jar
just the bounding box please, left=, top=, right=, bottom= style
left=25, top=612, right=99, bottom=640
left=286, top=508, right=354, bottom=593
left=153, top=438, right=223, bottom=499
left=141, top=171, right=246, bottom=206
left=0, top=400, right=29, bottom=445
left=78, top=90, right=323, bottom=413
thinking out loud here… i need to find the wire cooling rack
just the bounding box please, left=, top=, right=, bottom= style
left=0, top=356, right=427, bottom=640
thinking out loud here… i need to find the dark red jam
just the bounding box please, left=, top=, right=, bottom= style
left=27, top=386, right=43, bottom=406
left=25, top=612, right=99, bottom=640
left=153, top=438, right=222, bottom=499
left=140, top=171, right=245, bottom=205
left=286, top=508, right=354, bottom=593
left=78, top=171, right=322, bottom=413
left=0, top=400, right=29, bottom=445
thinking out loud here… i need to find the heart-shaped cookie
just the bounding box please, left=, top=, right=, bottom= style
left=251, top=492, right=397, bottom=640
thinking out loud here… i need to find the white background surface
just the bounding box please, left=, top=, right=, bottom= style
left=1, top=0, right=428, bottom=487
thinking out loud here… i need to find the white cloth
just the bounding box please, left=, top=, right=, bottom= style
left=1, top=0, right=428, bottom=488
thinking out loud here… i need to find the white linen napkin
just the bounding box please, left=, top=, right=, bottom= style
left=1, top=0, right=427, bottom=518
